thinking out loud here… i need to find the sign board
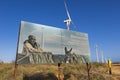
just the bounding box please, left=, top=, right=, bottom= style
left=17, top=21, right=90, bottom=64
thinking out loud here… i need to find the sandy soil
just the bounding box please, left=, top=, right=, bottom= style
left=112, top=64, right=120, bottom=75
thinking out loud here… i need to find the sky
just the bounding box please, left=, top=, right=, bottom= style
left=0, top=0, right=120, bottom=62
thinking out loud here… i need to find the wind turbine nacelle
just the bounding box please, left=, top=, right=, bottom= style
left=64, top=19, right=71, bottom=23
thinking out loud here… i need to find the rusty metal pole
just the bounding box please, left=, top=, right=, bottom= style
left=14, top=22, right=22, bottom=80
left=86, top=62, right=91, bottom=80
left=14, top=63, right=18, bottom=80
left=58, top=63, right=62, bottom=80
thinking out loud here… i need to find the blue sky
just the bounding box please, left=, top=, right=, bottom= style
left=0, top=0, right=120, bottom=62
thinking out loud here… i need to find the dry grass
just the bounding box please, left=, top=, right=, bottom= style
left=0, top=62, right=120, bottom=80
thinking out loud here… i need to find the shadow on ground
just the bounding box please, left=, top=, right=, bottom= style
left=23, top=73, right=58, bottom=80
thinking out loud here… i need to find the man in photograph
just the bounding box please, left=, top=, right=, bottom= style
left=22, top=35, right=43, bottom=64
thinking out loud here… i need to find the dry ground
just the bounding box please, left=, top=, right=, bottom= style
left=112, top=64, right=120, bottom=75
left=0, top=63, right=120, bottom=80
left=111, top=64, right=120, bottom=80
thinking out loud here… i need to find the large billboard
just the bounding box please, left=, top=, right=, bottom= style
left=17, top=21, right=90, bottom=64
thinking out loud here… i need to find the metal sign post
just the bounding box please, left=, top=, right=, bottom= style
left=14, top=22, right=21, bottom=80
left=57, top=63, right=64, bottom=80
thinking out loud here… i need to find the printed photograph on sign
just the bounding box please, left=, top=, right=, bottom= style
left=17, top=21, right=90, bottom=64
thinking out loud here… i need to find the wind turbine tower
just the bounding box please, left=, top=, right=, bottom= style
left=95, top=45, right=99, bottom=62
left=101, top=51, right=104, bottom=63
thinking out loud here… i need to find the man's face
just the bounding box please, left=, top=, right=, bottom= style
left=30, top=38, right=36, bottom=45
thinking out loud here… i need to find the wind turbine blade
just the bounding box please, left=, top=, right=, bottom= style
left=64, top=0, right=71, bottom=20
left=71, top=20, right=77, bottom=28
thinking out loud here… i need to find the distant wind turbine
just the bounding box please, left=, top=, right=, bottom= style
left=64, top=0, right=76, bottom=30
left=101, top=51, right=104, bottom=63
left=95, top=45, right=99, bottom=62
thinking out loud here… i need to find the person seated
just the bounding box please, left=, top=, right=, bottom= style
left=22, top=35, right=43, bottom=64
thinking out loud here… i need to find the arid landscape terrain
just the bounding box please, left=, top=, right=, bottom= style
left=0, top=62, right=120, bottom=80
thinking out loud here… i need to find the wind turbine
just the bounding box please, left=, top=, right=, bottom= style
left=95, top=44, right=99, bottom=62
left=101, top=51, right=104, bottom=63
left=64, top=0, right=76, bottom=30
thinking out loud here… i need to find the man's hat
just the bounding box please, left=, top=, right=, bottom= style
left=28, top=35, right=36, bottom=40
